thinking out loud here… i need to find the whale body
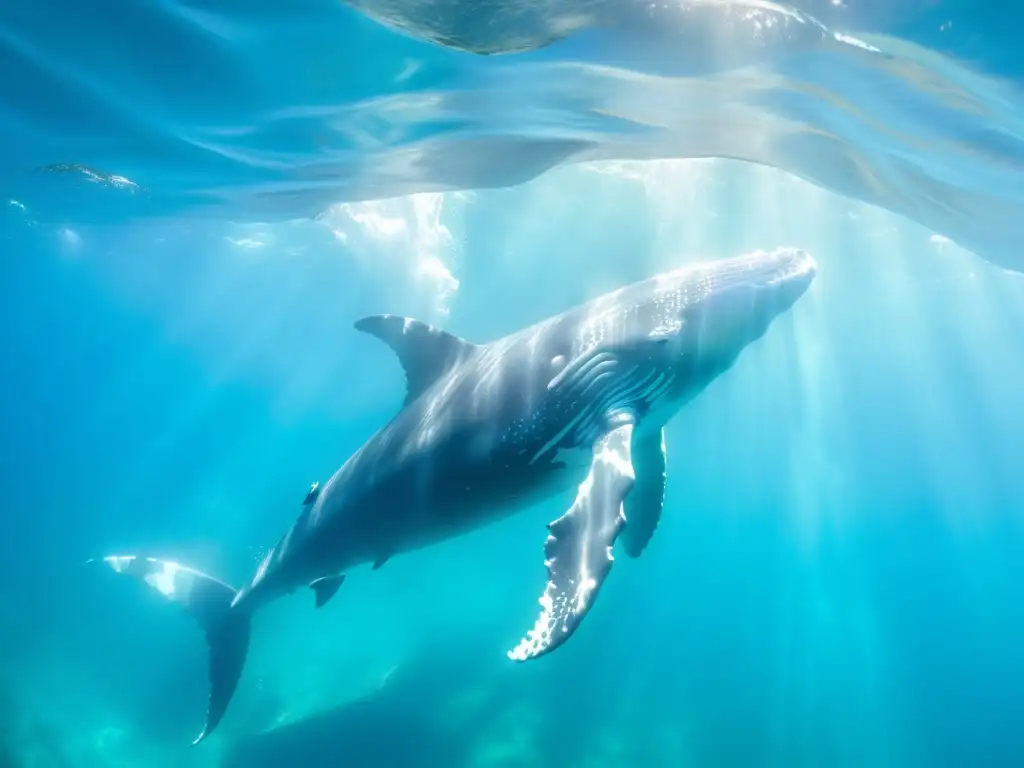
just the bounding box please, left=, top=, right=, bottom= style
left=96, top=246, right=817, bottom=743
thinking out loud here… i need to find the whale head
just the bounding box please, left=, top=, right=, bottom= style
left=653, top=246, right=816, bottom=393
left=674, top=245, right=814, bottom=345
left=574, top=247, right=816, bottom=422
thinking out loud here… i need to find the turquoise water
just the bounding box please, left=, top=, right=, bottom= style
left=3, top=2, right=1024, bottom=767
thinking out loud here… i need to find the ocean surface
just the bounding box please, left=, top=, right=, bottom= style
left=2, top=1, right=1024, bottom=766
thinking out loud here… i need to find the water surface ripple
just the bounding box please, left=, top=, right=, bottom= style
left=2, top=0, right=1023, bottom=270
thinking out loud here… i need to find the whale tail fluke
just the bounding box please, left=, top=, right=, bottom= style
left=198, top=610, right=251, bottom=745
left=91, top=555, right=251, bottom=745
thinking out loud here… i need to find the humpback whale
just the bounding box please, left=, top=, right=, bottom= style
left=95, top=246, right=816, bottom=743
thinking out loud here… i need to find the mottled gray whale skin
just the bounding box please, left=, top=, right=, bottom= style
left=96, top=246, right=816, bottom=744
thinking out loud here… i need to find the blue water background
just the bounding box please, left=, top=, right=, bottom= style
left=2, top=1, right=1024, bottom=766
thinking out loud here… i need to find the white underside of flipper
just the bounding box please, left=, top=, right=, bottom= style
left=509, top=417, right=636, bottom=661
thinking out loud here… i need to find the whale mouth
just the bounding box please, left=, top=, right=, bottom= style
left=704, top=247, right=817, bottom=319
left=751, top=247, right=818, bottom=288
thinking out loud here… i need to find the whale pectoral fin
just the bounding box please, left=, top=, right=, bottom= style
left=355, top=314, right=479, bottom=405
left=508, top=419, right=635, bottom=662
left=622, top=428, right=666, bottom=558
left=310, top=575, right=345, bottom=608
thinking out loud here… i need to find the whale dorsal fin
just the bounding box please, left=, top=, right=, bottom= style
left=355, top=314, right=478, bottom=405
